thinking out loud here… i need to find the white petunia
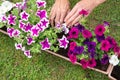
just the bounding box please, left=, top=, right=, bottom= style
left=1, top=1, right=14, bottom=13
left=62, top=23, right=69, bottom=34
left=0, top=6, right=7, bottom=15
left=109, top=55, right=119, bottom=66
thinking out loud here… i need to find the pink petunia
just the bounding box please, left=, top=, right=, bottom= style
left=82, top=29, right=92, bottom=38
left=101, top=40, right=110, bottom=52
left=68, top=27, right=79, bottom=39
left=69, top=42, right=77, bottom=51
left=69, top=54, right=77, bottom=64
left=95, top=24, right=105, bottom=36
left=80, top=59, right=88, bottom=69
left=87, top=58, right=96, bottom=68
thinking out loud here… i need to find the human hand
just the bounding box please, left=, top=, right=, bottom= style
left=64, top=0, right=106, bottom=27
left=49, top=0, right=70, bottom=27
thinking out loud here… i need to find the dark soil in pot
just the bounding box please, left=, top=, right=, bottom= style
left=111, top=65, right=120, bottom=80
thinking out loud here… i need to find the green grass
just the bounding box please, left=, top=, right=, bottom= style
left=0, top=0, right=120, bottom=80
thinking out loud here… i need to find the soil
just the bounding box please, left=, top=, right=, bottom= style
left=111, top=66, right=120, bottom=80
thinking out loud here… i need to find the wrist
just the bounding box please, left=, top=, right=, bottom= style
left=94, top=0, right=106, bottom=6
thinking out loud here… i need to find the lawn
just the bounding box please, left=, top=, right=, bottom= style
left=0, top=0, right=120, bottom=80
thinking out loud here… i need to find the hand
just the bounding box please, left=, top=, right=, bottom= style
left=64, top=0, right=105, bottom=27
left=49, top=0, right=70, bottom=26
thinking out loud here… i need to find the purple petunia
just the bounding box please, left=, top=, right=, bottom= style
left=82, top=29, right=92, bottom=39
left=41, top=18, right=49, bottom=28
left=90, top=52, right=96, bottom=58
left=103, top=21, right=110, bottom=27
left=20, top=11, right=29, bottom=21
left=23, top=22, right=33, bottom=32
left=101, top=40, right=110, bottom=52
left=75, top=24, right=85, bottom=32
left=87, top=58, right=96, bottom=68
left=36, top=10, right=47, bottom=19
left=96, top=34, right=105, bottom=42
left=83, top=39, right=90, bottom=45
left=40, top=38, right=51, bottom=50
left=30, top=26, right=40, bottom=37
left=106, top=36, right=117, bottom=48
left=68, top=27, right=79, bottom=39
left=58, top=35, right=69, bottom=49
left=73, top=46, right=84, bottom=55
left=101, top=54, right=109, bottom=65
left=80, top=59, right=88, bottom=69
left=87, top=41, right=96, bottom=53
left=27, top=37, right=35, bottom=45
left=36, top=0, right=46, bottom=8
left=95, top=24, right=105, bottom=36
left=8, top=14, right=16, bottom=25
left=12, top=29, right=21, bottom=37
left=19, top=21, right=25, bottom=29
left=24, top=50, right=32, bottom=58
left=7, top=28, right=15, bottom=38
left=15, top=43, right=22, bottom=50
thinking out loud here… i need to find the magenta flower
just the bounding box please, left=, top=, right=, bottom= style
left=87, top=58, right=96, bottom=68
left=20, top=11, right=29, bottom=21
left=103, top=21, right=110, bottom=27
left=36, top=22, right=44, bottom=32
left=101, top=40, right=110, bottom=52
left=106, top=36, right=117, bottom=48
left=7, top=28, right=14, bottom=38
left=56, top=22, right=61, bottom=29
left=68, top=27, right=79, bottom=39
left=23, top=22, right=33, bottom=32
left=40, top=38, right=51, bottom=50
left=79, top=9, right=88, bottom=16
left=2, top=15, right=7, bottom=22
left=80, top=59, right=88, bottom=69
left=41, top=18, right=49, bottom=28
left=30, top=26, right=40, bottom=37
left=8, top=14, right=16, bottom=25
left=69, top=42, right=77, bottom=51
left=21, top=2, right=27, bottom=10
left=95, top=24, right=105, bottom=36
left=27, top=37, right=35, bottom=45
left=24, top=50, right=32, bottom=58
left=58, top=35, right=69, bottom=49
left=113, top=46, right=120, bottom=53
left=15, top=43, right=22, bottom=50
left=36, top=1, right=46, bottom=8
left=69, top=54, right=77, bottom=64
left=36, top=10, right=47, bottom=19
left=82, top=30, right=92, bottom=38
left=19, top=21, right=25, bottom=29
left=12, top=29, right=21, bottom=37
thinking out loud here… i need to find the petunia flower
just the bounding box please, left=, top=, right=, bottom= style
left=1, top=15, right=7, bottom=23
left=82, top=29, right=92, bottom=39
left=15, top=43, right=22, bottom=50
left=7, top=28, right=15, bottom=38
left=73, top=46, right=84, bottom=55
left=68, top=27, right=79, bottom=39
left=24, top=50, right=32, bottom=58
left=79, top=9, right=88, bottom=16
left=75, top=23, right=85, bottom=32
left=95, top=24, right=105, bottom=36
left=12, top=29, right=21, bottom=37
left=23, top=22, right=33, bottom=32
left=69, top=54, right=77, bottom=64
left=30, top=26, right=40, bottom=37
left=58, top=35, right=69, bottom=49
left=27, top=37, right=35, bottom=45
left=36, top=22, right=44, bottom=32
left=40, top=38, right=51, bottom=50
left=21, top=2, right=27, bottom=10
left=103, top=21, right=110, bottom=27
left=101, top=40, right=110, bottom=52
left=20, top=11, right=29, bottom=21
left=41, top=18, right=49, bottom=28
left=36, top=10, right=47, bottom=19
left=87, top=41, right=96, bottom=53
left=106, top=36, right=117, bottom=48
left=96, top=34, right=105, bottom=42
left=101, top=54, right=109, bottom=65
left=113, top=46, right=120, bottom=54
left=90, top=52, right=96, bottom=58
left=80, top=59, right=88, bottom=69
left=83, top=39, right=90, bottom=45
left=62, top=23, right=69, bottom=34
left=87, top=58, right=96, bottom=68
left=109, top=55, right=119, bottom=66
left=36, top=0, right=46, bottom=8
left=69, top=42, right=77, bottom=51
left=8, top=14, right=16, bottom=25
left=19, top=21, right=25, bottom=29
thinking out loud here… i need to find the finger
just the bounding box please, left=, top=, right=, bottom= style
left=55, top=10, right=61, bottom=26
left=66, top=10, right=79, bottom=26
left=60, top=9, right=70, bottom=24
left=50, top=12, right=56, bottom=27
left=71, top=15, right=82, bottom=26
left=64, top=7, right=77, bottom=22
